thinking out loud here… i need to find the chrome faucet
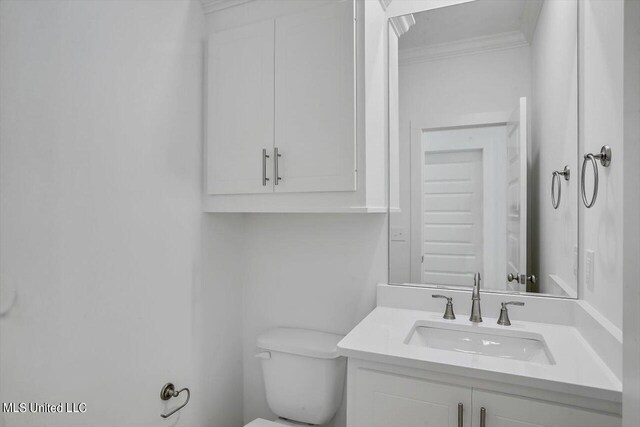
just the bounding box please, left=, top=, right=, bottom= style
left=432, top=295, right=456, bottom=320
left=497, top=301, right=525, bottom=326
left=469, top=272, right=482, bottom=323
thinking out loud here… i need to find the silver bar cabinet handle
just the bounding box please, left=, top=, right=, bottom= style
left=458, top=402, right=463, bottom=427
left=480, top=407, right=486, bottom=427
left=274, top=147, right=282, bottom=185
left=262, top=149, right=270, bottom=186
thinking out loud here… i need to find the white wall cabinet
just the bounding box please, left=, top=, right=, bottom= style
left=274, top=1, right=356, bottom=194
left=204, top=0, right=388, bottom=212
left=206, top=20, right=275, bottom=195
left=347, top=360, right=621, bottom=427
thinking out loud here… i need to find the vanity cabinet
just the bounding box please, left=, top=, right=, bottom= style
left=347, top=360, right=621, bottom=427
left=204, top=0, right=388, bottom=212
left=353, top=368, right=472, bottom=427
left=471, top=390, right=621, bottom=427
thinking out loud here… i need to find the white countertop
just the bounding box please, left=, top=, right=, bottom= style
left=338, top=306, right=622, bottom=403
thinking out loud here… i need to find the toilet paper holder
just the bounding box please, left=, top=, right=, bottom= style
left=160, top=382, right=190, bottom=419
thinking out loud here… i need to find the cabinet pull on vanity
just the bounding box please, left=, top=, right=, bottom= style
left=262, top=149, right=270, bottom=187
left=457, top=402, right=463, bottom=427
left=274, top=147, right=282, bottom=185
left=480, top=407, right=486, bottom=427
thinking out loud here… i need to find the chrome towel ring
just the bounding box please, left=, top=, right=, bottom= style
left=160, top=382, right=190, bottom=419
left=581, top=145, right=612, bottom=208
left=551, top=165, right=570, bottom=209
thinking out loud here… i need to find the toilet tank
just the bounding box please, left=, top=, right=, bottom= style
left=256, top=328, right=346, bottom=425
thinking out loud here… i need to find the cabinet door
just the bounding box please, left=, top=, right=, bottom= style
left=471, top=390, right=621, bottom=427
left=352, top=369, right=471, bottom=427
left=274, top=0, right=356, bottom=193
left=207, top=20, right=274, bottom=195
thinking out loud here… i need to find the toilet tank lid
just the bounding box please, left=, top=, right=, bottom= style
left=257, top=328, right=344, bottom=359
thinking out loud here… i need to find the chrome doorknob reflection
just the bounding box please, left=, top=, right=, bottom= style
left=507, top=273, right=536, bottom=284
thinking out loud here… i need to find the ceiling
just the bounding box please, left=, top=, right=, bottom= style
left=399, top=0, right=541, bottom=51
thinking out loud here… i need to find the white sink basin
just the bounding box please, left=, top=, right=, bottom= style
left=405, top=321, right=555, bottom=365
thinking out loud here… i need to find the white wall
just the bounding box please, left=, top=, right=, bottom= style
left=0, top=1, right=243, bottom=426
left=623, top=0, right=640, bottom=425
left=529, top=0, right=578, bottom=297
left=390, top=44, right=531, bottom=285
left=196, top=216, right=245, bottom=427
left=240, top=214, right=388, bottom=426
left=580, top=0, right=625, bottom=330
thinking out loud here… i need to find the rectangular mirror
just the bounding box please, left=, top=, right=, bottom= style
left=389, top=0, right=579, bottom=297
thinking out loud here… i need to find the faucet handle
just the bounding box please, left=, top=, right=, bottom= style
left=497, top=301, right=525, bottom=326
left=472, top=272, right=481, bottom=299
left=503, top=301, right=525, bottom=307
left=432, top=295, right=455, bottom=320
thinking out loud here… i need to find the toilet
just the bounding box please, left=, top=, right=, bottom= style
left=245, top=327, right=346, bottom=427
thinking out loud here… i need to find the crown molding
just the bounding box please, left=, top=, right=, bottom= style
left=399, top=31, right=529, bottom=66
left=378, top=0, right=393, bottom=11
left=390, top=13, right=415, bottom=37
left=199, top=0, right=255, bottom=15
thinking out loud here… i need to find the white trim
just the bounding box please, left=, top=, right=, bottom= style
left=378, top=0, right=393, bottom=11
left=399, top=31, right=529, bottom=66
left=202, top=199, right=389, bottom=213
left=199, top=0, right=254, bottom=15
left=389, top=14, right=416, bottom=37
left=416, top=125, right=507, bottom=289
left=409, top=113, right=508, bottom=283
left=411, top=111, right=509, bottom=132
